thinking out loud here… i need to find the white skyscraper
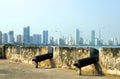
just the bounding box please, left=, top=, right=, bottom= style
left=43, top=30, right=48, bottom=45
left=23, top=26, right=30, bottom=45
left=33, top=34, right=41, bottom=45
left=2, top=33, right=8, bottom=44
left=75, top=29, right=80, bottom=46
left=8, top=31, right=14, bottom=44
left=91, top=30, right=95, bottom=46
left=113, top=37, right=118, bottom=45
left=16, top=35, right=22, bottom=44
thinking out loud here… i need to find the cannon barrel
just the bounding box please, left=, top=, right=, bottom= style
left=32, top=53, right=53, bottom=68
left=32, top=53, right=53, bottom=62
left=33, top=53, right=53, bottom=62
left=74, top=56, right=98, bottom=68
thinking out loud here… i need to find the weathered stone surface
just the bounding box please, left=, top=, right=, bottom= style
left=53, top=47, right=90, bottom=69
left=99, top=48, right=120, bottom=76
left=53, top=47, right=99, bottom=75
left=2, top=45, right=120, bottom=76
left=5, top=46, right=52, bottom=67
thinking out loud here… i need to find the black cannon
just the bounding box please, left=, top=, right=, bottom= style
left=74, top=56, right=98, bottom=75
left=32, top=53, right=53, bottom=68
left=74, top=48, right=99, bottom=75
left=74, top=56, right=98, bottom=68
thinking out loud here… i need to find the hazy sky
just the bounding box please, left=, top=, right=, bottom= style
left=0, top=0, right=120, bottom=42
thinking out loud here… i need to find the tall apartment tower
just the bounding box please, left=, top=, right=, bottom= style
left=49, top=36, right=54, bottom=45
left=43, top=30, right=48, bottom=45
left=33, top=34, right=41, bottom=45
left=0, top=31, right=2, bottom=44
left=2, top=33, right=8, bottom=44
left=16, top=35, right=22, bottom=44
left=75, top=29, right=80, bottom=46
left=91, top=30, right=95, bottom=45
left=23, top=26, right=30, bottom=45
left=8, top=31, right=14, bottom=44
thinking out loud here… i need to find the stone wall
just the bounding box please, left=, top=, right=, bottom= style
left=2, top=45, right=120, bottom=76
left=99, top=48, right=120, bottom=76
left=53, top=47, right=98, bottom=74
left=4, top=46, right=97, bottom=74
left=5, top=46, right=52, bottom=67
left=53, top=47, right=90, bottom=68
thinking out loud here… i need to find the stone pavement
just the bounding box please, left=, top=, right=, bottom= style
left=0, top=60, right=119, bottom=79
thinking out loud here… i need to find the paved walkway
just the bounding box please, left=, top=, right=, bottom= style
left=0, top=60, right=119, bottom=79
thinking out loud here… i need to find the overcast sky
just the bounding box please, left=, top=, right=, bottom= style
left=0, top=0, right=120, bottom=42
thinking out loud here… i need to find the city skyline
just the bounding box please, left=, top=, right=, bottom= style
left=0, top=0, right=120, bottom=42
left=0, top=26, right=119, bottom=46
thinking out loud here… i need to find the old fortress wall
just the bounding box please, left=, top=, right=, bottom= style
left=0, top=45, right=120, bottom=76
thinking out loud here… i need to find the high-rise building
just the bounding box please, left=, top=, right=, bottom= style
left=95, top=38, right=103, bottom=46
left=109, top=37, right=118, bottom=46
left=16, top=35, right=22, bottom=44
left=33, top=34, right=41, bottom=45
left=23, top=26, right=30, bottom=45
left=113, top=37, right=118, bottom=45
left=91, top=30, right=95, bottom=46
left=2, top=33, right=8, bottom=44
left=8, top=31, right=14, bottom=44
left=0, top=31, right=2, bottom=44
left=108, top=38, right=113, bottom=46
left=43, top=30, right=48, bottom=45
left=68, top=35, right=74, bottom=45
left=84, top=39, right=90, bottom=45
left=79, top=37, right=83, bottom=45
left=75, top=29, right=80, bottom=46
left=49, top=36, right=54, bottom=45
left=59, top=37, right=65, bottom=46
left=30, top=36, right=33, bottom=45
left=95, top=38, right=99, bottom=46
left=83, top=39, right=90, bottom=45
